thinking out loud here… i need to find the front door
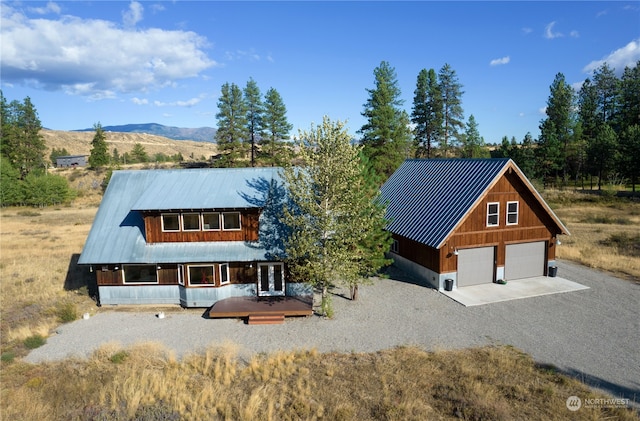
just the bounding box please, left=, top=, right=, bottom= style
left=258, top=263, right=285, bottom=297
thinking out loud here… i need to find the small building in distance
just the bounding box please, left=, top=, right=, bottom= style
left=56, top=155, right=88, bottom=168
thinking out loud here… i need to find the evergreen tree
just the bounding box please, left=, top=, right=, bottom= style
left=1, top=93, right=46, bottom=178
left=89, top=122, right=109, bottom=168
left=215, top=82, right=248, bottom=167
left=411, top=68, right=442, bottom=158
left=537, top=73, right=575, bottom=185
left=517, top=132, right=536, bottom=178
left=587, top=123, right=618, bottom=190
left=359, top=61, right=411, bottom=180
left=131, top=143, right=148, bottom=163
left=50, top=147, right=70, bottom=165
left=0, top=156, right=24, bottom=205
left=460, top=114, right=488, bottom=158
left=244, top=78, right=265, bottom=167
left=618, top=61, right=640, bottom=131
left=262, top=87, right=292, bottom=167
left=438, top=63, right=465, bottom=157
left=618, top=124, right=640, bottom=193
left=281, top=117, right=391, bottom=316
left=592, top=63, right=620, bottom=126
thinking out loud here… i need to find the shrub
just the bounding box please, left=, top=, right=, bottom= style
left=110, top=351, right=128, bottom=364
left=24, top=334, right=46, bottom=349
left=1, top=351, right=15, bottom=363
left=56, top=302, right=78, bottom=323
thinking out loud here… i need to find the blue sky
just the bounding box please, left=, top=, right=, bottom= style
left=2, top=1, right=639, bottom=144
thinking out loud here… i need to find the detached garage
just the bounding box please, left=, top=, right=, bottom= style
left=380, top=158, right=570, bottom=292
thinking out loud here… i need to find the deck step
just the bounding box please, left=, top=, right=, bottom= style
left=248, top=313, right=285, bottom=325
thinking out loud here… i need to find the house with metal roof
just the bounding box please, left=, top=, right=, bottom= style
left=379, top=158, right=569, bottom=291
left=78, top=167, right=311, bottom=308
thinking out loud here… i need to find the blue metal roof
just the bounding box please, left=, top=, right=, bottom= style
left=78, top=167, right=284, bottom=265
left=379, top=158, right=568, bottom=249
left=132, top=167, right=280, bottom=210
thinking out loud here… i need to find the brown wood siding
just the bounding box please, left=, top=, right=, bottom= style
left=144, top=210, right=260, bottom=243
left=393, top=234, right=441, bottom=273
left=157, top=265, right=179, bottom=285
left=442, top=171, right=558, bottom=273
left=393, top=171, right=561, bottom=275
left=96, top=266, right=122, bottom=285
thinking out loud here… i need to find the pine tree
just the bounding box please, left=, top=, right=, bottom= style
left=438, top=63, right=465, bottom=157
left=592, top=63, right=620, bottom=126
left=215, top=82, right=248, bottom=167
left=411, top=69, right=443, bottom=158
left=131, top=143, right=148, bottom=163
left=262, top=87, right=292, bottom=167
left=460, top=115, right=488, bottom=158
left=281, top=117, right=391, bottom=316
left=619, top=61, right=640, bottom=131
left=89, top=122, right=109, bottom=168
left=1, top=94, right=46, bottom=178
left=359, top=61, right=411, bottom=180
left=618, top=124, right=640, bottom=193
left=587, top=123, right=618, bottom=190
left=538, top=73, right=575, bottom=186
left=244, top=78, right=265, bottom=167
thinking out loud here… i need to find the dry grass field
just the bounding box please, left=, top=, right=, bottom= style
left=547, top=190, right=640, bottom=283
left=1, top=169, right=638, bottom=419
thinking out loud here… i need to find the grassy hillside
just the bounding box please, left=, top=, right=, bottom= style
left=41, top=129, right=218, bottom=162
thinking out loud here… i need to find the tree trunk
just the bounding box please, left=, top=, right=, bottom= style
left=350, top=284, right=359, bottom=301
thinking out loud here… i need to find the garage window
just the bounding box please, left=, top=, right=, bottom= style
left=506, top=201, right=519, bottom=225
left=487, top=202, right=499, bottom=226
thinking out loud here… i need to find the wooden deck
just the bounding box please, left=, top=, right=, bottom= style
left=208, top=295, right=313, bottom=321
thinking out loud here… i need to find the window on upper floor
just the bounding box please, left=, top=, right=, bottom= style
left=487, top=202, right=499, bottom=227
left=182, top=213, right=201, bottom=231
left=506, top=201, right=519, bottom=225
left=202, top=212, right=221, bottom=230
left=161, top=213, right=180, bottom=231
left=222, top=212, right=241, bottom=230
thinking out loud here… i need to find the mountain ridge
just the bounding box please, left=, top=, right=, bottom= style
left=74, top=123, right=216, bottom=142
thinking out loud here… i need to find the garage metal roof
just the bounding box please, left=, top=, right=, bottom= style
left=78, top=167, right=284, bottom=265
left=379, top=158, right=569, bottom=249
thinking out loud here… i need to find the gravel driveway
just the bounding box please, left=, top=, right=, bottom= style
left=26, top=260, right=640, bottom=404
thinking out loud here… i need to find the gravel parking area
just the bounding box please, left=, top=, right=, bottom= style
left=26, top=260, right=639, bottom=404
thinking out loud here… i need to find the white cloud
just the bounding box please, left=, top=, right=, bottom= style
left=522, top=27, right=533, bottom=35
left=225, top=49, right=261, bottom=62
left=538, top=106, right=547, bottom=116
left=0, top=5, right=216, bottom=98
left=582, top=38, right=640, bottom=76
left=570, top=30, right=579, bottom=38
left=490, top=56, right=510, bottom=66
left=153, top=97, right=203, bottom=107
left=123, top=1, right=144, bottom=28
left=544, top=21, right=563, bottom=39
left=132, top=97, right=149, bottom=105
left=28, top=2, right=61, bottom=15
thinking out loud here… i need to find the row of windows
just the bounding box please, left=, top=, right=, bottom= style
left=161, top=212, right=241, bottom=232
left=487, top=201, right=519, bottom=227
left=121, top=264, right=229, bottom=286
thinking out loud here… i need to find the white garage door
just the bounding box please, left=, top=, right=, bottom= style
left=505, top=241, right=546, bottom=280
left=457, top=247, right=495, bottom=287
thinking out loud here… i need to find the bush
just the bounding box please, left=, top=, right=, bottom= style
left=56, top=301, right=78, bottom=323
left=110, top=351, right=128, bottom=364
left=1, top=351, right=15, bottom=363
left=24, top=334, right=46, bottom=349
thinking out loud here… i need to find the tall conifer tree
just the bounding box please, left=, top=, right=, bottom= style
left=359, top=61, right=411, bottom=181
left=262, top=87, right=292, bottom=167
left=411, top=69, right=442, bottom=158
left=244, top=78, right=264, bottom=167
left=215, top=82, right=248, bottom=167
left=89, top=122, right=109, bottom=168
left=438, top=63, right=465, bottom=157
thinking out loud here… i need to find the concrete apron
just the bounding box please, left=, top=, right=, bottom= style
left=441, top=276, right=590, bottom=307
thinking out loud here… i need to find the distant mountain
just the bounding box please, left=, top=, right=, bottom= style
left=75, top=123, right=216, bottom=142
